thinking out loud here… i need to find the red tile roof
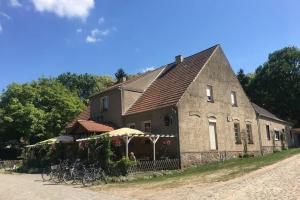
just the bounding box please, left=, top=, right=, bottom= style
left=67, top=105, right=90, bottom=128
left=125, top=45, right=218, bottom=115
left=77, top=120, right=114, bottom=132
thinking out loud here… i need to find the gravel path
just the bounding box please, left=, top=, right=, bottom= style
left=1, top=154, right=300, bottom=200
left=140, top=154, right=300, bottom=200
left=0, top=173, right=130, bottom=200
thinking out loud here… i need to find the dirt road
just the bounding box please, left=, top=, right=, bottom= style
left=1, top=154, right=300, bottom=200
left=0, top=173, right=129, bottom=200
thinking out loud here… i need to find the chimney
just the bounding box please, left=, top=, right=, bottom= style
left=122, top=76, right=127, bottom=82
left=175, top=55, right=184, bottom=63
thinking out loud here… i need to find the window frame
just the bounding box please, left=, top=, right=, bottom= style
left=266, top=125, right=271, bottom=140
left=206, top=85, right=214, bottom=102
left=143, top=120, right=152, bottom=133
left=231, top=91, right=238, bottom=107
left=127, top=123, right=136, bottom=129
left=274, top=130, right=280, bottom=141
left=246, top=124, right=254, bottom=144
left=234, top=122, right=242, bottom=144
left=100, top=96, right=109, bottom=112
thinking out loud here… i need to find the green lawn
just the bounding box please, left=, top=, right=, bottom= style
left=125, top=148, right=300, bottom=184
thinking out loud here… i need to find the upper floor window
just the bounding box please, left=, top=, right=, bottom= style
left=143, top=121, right=151, bottom=133
left=206, top=85, right=214, bottom=102
left=274, top=130, right=280, bottom=141
left=100, top=96, right=109, bottom=112
left=164, top=115, right=173, bottom=126
left=231, top=91, right=237, bottom=106
left=127, top=123, right=136, bottom=129
left=246, top=124, right=253, bottom=144
left=234, top=123, right=242, bottom=144
left=266, top=125, right=271, bottom=140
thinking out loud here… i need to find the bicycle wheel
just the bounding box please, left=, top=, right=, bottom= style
left=82, top=172, right=94, bottom=187
left=41, top=168, right=52, bottom=182
left=63, top=171, right=73, bottom=184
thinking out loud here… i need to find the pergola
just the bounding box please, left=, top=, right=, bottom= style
left=76, top=128, right=175, bottom=161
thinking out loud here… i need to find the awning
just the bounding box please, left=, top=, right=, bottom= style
left=26, top=135, right=74, bottom=148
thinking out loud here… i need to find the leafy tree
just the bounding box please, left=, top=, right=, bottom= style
left=0, top=79, right=85, bottom=146
left=115, top=68, right=127, bottom=83
left=57, top=72, right=114, bottom=102
left=239, top=47, right=300, bottom=126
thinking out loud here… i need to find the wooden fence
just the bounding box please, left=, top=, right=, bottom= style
left=128, top=158, right=180, bottom=173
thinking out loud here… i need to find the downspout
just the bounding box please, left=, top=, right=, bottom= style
left=172, top=106, right=181, bottom=169
left=256, top=114, right=263, bottom=156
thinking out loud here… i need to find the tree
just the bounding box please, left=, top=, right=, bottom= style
left=115, top=68, right=127, bottom=83
left=57, top=73, right=114, bottom=103
left=0, top=79, right=85, bottom=145
left=242, top=47, right=300, bottom=126
left=237, top=69, right=250, bottom=91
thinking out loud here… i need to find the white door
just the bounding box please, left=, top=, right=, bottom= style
left=209, top=122, right=217, bottom=150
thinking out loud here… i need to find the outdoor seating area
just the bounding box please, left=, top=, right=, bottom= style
left=24, top=128, right=179, bottom=173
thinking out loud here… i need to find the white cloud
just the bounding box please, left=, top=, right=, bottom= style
left=98, top=16, right=104, bottom=24
left=0, top=24, right=3, bottom=33
left=10, top=0, right=22, bottom=7
left=76, top=28, right=82, bottom=33
left=31, top=0, right=95, bottom=20
left=142, top=67, right=155, bottom=73
left=0, top=12, right=11, bottom=20
left=86, top=28, right=110, bottom=43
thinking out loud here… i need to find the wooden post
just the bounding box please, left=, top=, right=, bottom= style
left=149, top=135, right=160, bottom=161
left=122, top=135, right=134, bottom=158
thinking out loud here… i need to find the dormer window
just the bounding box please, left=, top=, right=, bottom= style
left=100, top=96, right=109, bottom=112
left=231, top=91, right=237, bottom=106
left=206, top=85, right=214, bottom=102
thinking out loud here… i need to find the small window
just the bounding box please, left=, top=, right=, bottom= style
left=127, top=123, right=135, bottom=129
left=246, top=124, right=253, bottom=144
left=231, top=91, right=237, bottom=106
left=290, top=130, right=293, bottom=139
left=206, top=85, right=214, bottom=102
left=266, top=125, right=271, bottom=140
left=100, top=96, right=109, bottom=112
left=143, top=121, right=151, bottom=133
left=164, top=116, right=170, bottom=126
left=274, top=131, right=280, bottom=141
left=234, top=123, right=241, bottom=144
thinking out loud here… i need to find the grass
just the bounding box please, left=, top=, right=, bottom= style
left=122, top=148, right=300, bottom=184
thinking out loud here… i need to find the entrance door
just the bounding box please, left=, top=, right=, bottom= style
left=209, top=122, right=217, bottom=150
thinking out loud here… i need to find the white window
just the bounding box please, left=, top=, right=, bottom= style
left=209, top=122, right=217, bottom=150
left=231, top=91, right=237, bottom=106
left=206, top=85, right=213, bottom=102
left=274, top=130, right=280, bottom=141
left=100, top=96, right=109, bottom=112
left=127, top=123, right=136, bottom=129
left=143, top=121, right=151, bottom=133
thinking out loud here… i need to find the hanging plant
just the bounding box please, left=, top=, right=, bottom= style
left=163, top=139, right=172, bottom=146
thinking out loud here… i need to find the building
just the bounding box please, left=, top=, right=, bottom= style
left=252, top=103, right=294, bottom=154
left=68, top=44, right=295, bottom=167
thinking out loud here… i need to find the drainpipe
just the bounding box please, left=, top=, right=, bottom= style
left=256, top=114, right=263, bottom=156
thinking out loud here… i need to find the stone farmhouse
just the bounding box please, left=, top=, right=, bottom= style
left=67, top=44, right=296, bottom=167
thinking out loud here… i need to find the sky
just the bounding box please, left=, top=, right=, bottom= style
left=0, top=0, right=300, bottom=91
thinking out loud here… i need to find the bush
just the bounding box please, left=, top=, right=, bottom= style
left=109, top=157, right=135, bottom=176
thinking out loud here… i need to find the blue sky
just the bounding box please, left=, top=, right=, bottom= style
left=0, top=0, right=299, bottom=91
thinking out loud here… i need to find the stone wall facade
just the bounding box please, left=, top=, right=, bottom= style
left=177, top=46, right=261, bottom=167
